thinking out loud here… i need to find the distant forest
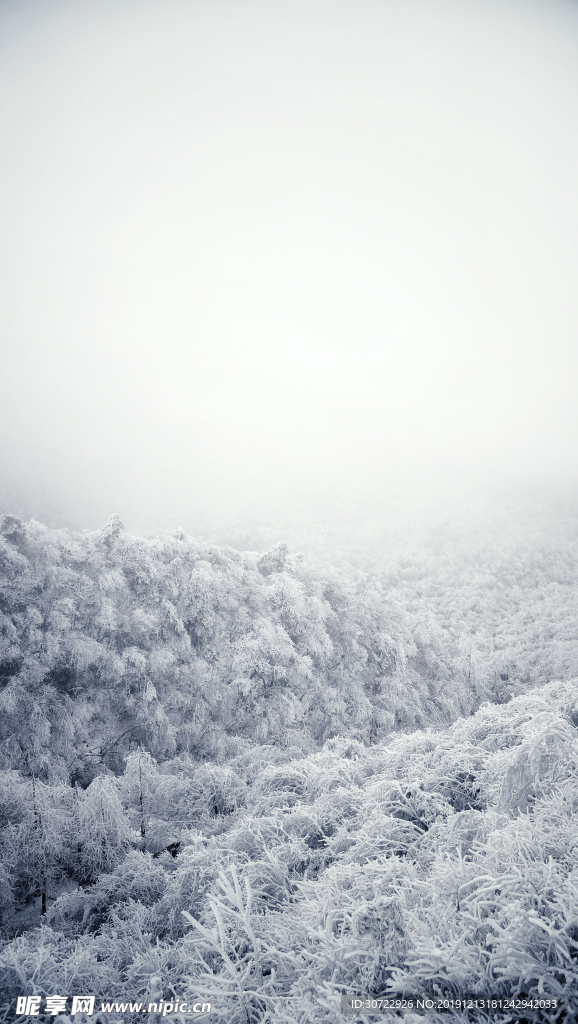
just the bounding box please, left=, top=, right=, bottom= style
left=1, top=512, right=577, bottom=1022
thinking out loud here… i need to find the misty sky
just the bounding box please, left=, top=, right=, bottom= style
left=1, top=0, right=578, bottom=533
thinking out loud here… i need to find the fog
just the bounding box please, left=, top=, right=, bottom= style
left=1, top=0, right=578, bottom=542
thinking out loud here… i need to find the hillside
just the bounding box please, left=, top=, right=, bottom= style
left=1, top=682, right=578, bottom=1022
left=0, top=514, right=478, bottom=783
left=1, top=511, right=578, bottom=1022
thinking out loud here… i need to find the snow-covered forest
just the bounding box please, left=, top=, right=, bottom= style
left=1, top=508, right=578, bottom=1023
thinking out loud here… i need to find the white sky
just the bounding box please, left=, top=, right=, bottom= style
left=1, top=0, right=578, bottom=532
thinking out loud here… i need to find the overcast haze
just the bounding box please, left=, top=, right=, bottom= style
left=1, top=0, right=578, bottom=536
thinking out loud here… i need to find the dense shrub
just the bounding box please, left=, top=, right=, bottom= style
left=2, top=680, right=578, bottom=1022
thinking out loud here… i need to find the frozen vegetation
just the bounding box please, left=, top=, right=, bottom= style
left=1, top=511, right=578, bottom=1022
